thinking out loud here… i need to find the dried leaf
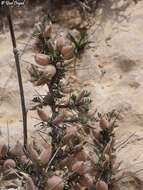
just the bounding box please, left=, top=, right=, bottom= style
left=20, top=172, right=36, bottom=190
left=10, top=141, right=24, bottom=157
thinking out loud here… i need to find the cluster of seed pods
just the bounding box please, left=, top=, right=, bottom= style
left=30, top=22, right=75, bottom=86
left=30, top=21, right=117, bottom=190
left=0, top=21, right=117, bottom=190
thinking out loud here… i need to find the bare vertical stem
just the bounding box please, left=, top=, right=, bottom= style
left=7, top=120, right=10, bottom=147
left=7, top=8, right=28, bottom=149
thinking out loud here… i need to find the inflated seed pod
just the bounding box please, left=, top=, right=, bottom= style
left=43, top=65, right=57, bottom=80
left=35, top=53, right=50, bottom=66
left=38, top=147, right=51, bottom=165
left=43, top=24, right=52, bottom=38
left=79, top=173, right=93, bottom=188
left=72, top=161, right=86, bottom=175
left=100, top=117, right=109, bottom=129
left=63, top=126, right=77, bottom=144
left=75, top=149, right=88, bottom=161
left=61, top=45, right=74, bottom=60
left=3, top=159, right=16, bottom=170
left=72, top=161, right=92, bottom=175
left=27, top=144, right=39, bottom=163
left=0, top=144, right=8, bottom=158
left=47, top=175, right=64, bottom=190
left=55, top=35, right=65, bottom=52
left=96, top=180, right=108, bottom=190
left=37, top=107, right=50, bottom=122
left=65, top=156, right=78, bottom=171
left=89, top=166, right=97, bottom=176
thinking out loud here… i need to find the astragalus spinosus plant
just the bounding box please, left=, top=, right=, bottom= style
left=0, top=17, right=119, bottom=190
left=28, top=17, right=120, bottom=190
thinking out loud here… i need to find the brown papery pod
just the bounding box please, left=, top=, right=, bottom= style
left=47, top=175, right=64, bottom=190
left=61, top=45, right=74, bottom=60
left=55, top=35, right=65, bottom=52
left=62, top=126, right=77, bottom=144
left=73, top=161, right=93, bottom=176
left=75, top=149, right=88, bottom=161
left=96, top=180, right=108, bottom=190
left=100, top=116, right=109, bottom=129
left=43, top=24, right=52, bottom=38
left=35, top=53, right=50, bottom=66
left=64, top=156, right=78, bottom=171
left=0, top=144, right=8, bottom=158
left=27, top=143, right=39, bottom=163
left=43, top=65, right=57, bottom=79
left=39, top=146, right=51, bottom=165
left=72, top=161, right=86, bottom=175
left=3, top=159, right=16, bottom=170
left=37, top=107, right=50, bottom=122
